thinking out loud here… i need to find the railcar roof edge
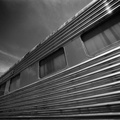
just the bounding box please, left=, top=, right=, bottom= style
left=0, top=0, right=98, bottom=81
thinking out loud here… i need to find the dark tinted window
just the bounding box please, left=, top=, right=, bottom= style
left=39, top=48, right=67, bottom=78
left=0, top=83, right=6, bottom=96
left=9, top=74, right=20, bottom=92
left=82, top=13, right=120, bottom=55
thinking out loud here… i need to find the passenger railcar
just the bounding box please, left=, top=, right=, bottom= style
left=0, top=0, right=120, bottom=119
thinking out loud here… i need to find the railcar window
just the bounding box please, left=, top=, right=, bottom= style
left=0, top=83, right=6, bottom=96
left=20, top=62, right=38, bottom=87
left=39, top=48, right=67, bottom=78
left=9, top=74, right=20, bottom=92
left=82, top=13, right=120, bottom=55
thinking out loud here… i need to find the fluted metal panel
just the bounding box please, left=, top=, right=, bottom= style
left=0, top=40, right=120, bottom=118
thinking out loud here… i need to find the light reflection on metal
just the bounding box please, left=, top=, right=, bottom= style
left=104, top=0, right=112, bottom=14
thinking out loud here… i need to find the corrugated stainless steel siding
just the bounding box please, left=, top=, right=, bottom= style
left=1, top=39, right=120, bottom=118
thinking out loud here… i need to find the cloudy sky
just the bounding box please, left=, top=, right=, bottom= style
left=0, top=0, right=92, bottom=76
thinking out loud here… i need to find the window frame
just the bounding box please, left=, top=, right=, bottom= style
left=9, top=74, right=20, bottom=92
left=0, top=82, right=6, bottom=96
left=81, top=13, right=120, bottom=56
left=39, top=47, right=67, bottom=78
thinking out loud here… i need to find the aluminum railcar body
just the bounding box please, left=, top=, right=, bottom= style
left=0, top=0, right=120, bottom=119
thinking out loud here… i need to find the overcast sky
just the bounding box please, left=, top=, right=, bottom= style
left=0, top=0, right=92, bottom=76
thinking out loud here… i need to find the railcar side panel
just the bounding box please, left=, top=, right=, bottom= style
left=0, top=0, right=120, bottom=119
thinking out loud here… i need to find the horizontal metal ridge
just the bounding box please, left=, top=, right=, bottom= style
left=1, top=75, right=120, bottom=110
left=1, top=112, right=120, bottom=119
left=1, top=98, right=120, bottom=113
left=1, top=80, right=120, bottom=110
left=1, top=70, right=120, bottom=109
left=1, top=94, right=120, bottom=116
